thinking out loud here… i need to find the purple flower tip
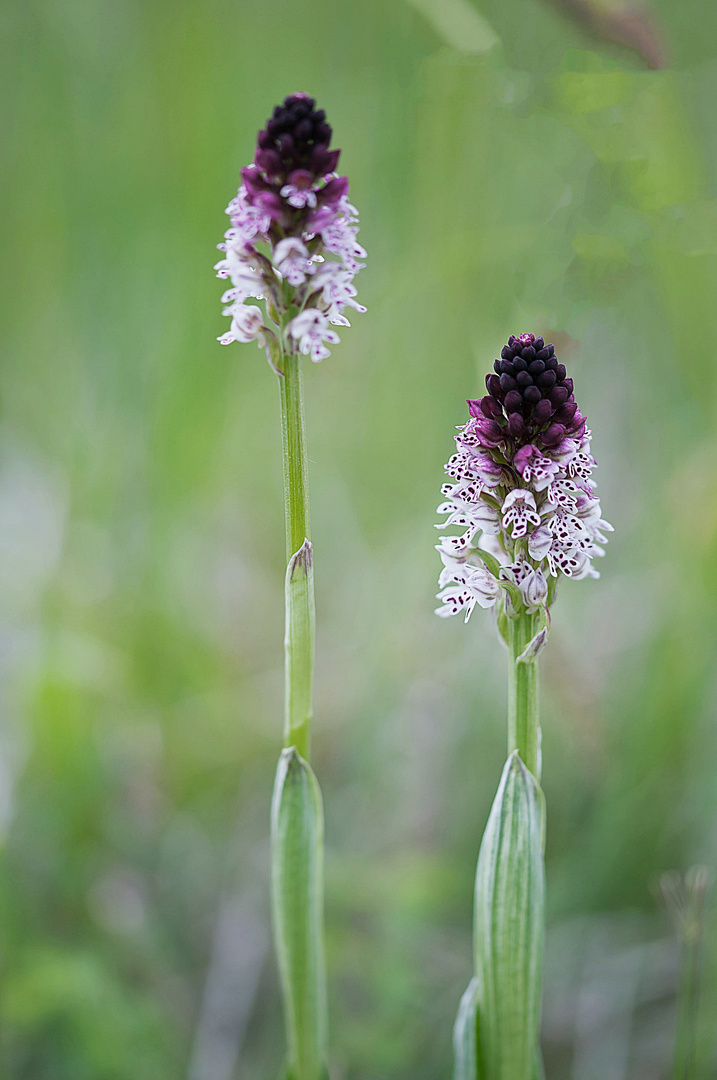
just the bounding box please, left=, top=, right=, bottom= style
left=482, top=333, right=584, bottom=454
left=256, top=93, right=340, bottom=185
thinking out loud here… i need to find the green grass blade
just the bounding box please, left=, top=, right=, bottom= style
left=452, top=976, right=483, bottom=1080
left=473, top=751, right=546, bottom=1080
left=271, top=747, right=328, bottom=1080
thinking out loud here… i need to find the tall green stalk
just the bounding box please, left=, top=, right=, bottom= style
left=271, top=348, right=326, bottom=1080
left=278, top=350, right=315, bottom=761
left=214, top=92, right=366, bottom=1080
left=507, top=612, right=541, bottom=780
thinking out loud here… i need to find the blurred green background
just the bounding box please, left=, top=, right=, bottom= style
left=2, top=0, right=717, bottom=1076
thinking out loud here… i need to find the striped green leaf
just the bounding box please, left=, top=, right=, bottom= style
left=473, top=750, right=546, bottom=1080
left=452, top=976, right=483, bottom=1080
left=271, top=747, right=327, bottom=1080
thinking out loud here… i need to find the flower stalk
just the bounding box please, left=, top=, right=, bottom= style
left=508, top=612, right=541, bottom=780
left=215, top=94, right=366, bottom=1080
left=278, top=345, right=315, bottom=760
left=279, top=352, right=311, bottom=560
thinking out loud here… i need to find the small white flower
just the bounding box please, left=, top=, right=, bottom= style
left=435, top=532, right=474, bottom=558
left=546, top=541, right=589, bottom=579
left=435, top=498, right=500, bottom=536
left=502, top=489, right=541, bottom=539
left=521, top=567, right=548, bottom=611
left=546, top=477, right=579, bottom=511
left=215, top=244, right=266, bottom=300
left=444, top=452, right=492, bottom=485
left=224, top=187, right=271, bottom=241
left=312, top=262, right=367, bottom=320
left=217, top=304, right=265, bottom=346
left=500, top=559, right=533, bottom=586
left=273, top=238, right=315, bottom=286
left=287, top=309, right=340, bottom=363
left=448, top=480, right=484, bottom=504
left=462, top=452, right=503, bottom=488
left=320, top=198, right=367, bottom=272
left=436, top=545, right=472, bottom=588
left=527, top=525, right=553, bottom=560
left=567, top=450, right=596, bottom=480
left=280, top=183, right=318, bottom=209
left=436, top=565, right=500, bottom=622
left=518, top=449, right=560, bottom=491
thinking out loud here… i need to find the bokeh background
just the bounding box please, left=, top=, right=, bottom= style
left=3, top=0, right=717, bottom=1076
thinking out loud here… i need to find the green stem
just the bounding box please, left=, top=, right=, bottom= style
left=507, top=613, right=541, bottom=780
left=279, top=352, right=311, bottom=559
left=278, top=350, right=315, bottom=761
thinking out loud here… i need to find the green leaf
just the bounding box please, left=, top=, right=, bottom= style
left=473, top=751, right=546, bottom=1080
left=452, top=976, right=483, bottom=1080
left=271, top=748, right=328, bottom=1080
left=284, top=539, right=315, bottom=759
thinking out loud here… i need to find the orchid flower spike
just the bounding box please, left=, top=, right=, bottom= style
left=435, top=333, right=612, bottom=626
left=215, top=93, right=366, bottom=367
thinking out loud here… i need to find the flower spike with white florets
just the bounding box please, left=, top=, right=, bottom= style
left=215, top=93, right=366, bottom=369
left=435, top=334, right=613, bottom=639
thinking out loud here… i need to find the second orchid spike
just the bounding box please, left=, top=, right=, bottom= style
left=435, top=333, right=613, bottom=624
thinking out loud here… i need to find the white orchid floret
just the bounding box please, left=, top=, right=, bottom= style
left=502, top=488, right=541, bottom=539
left=546, top=476, right=579, bottom=511
left=546, top=541, right=589, bottom=579
left=435, top=498, right=500, bottom=536
left=501, top=561, right=548, bottom=612
left=436, top=532, right=475, bottom=558
left=567, top=450, right=596, bottom=480
left=470, top=454, right=504, bottom=488
left=445, top=480, right=485, bottom=504
left=320, top=196, right=367, bottom=272
left=279, top=183, right=318, bottom=209
left=217, top=304, right=266, bottom=347
left=223, top=188, right=271, bottom=242
left=527, top=525, right=553, bottom=561
left=435, top=564, right=500, bottom=622
left=436, top=545, right=473, bottom=589
left=522, top=567, right=548, bottom=610
left=287, top=309, right=340, bottom=363
left=215, top=245, right=266, bottom=299
left=445, top=452, right=496, bottom=485
left=310, top=262, right=367, bottom=327
left=273, top=238, right=315, bottom=287
left=516, top=448, right=560, bottom=491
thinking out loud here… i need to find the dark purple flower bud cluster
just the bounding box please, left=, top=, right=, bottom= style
left=473, top=333, right=586, bottom=452
left=241, top=93, right=348, bottom=227
left=255, top=94, right=339, bottom=184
